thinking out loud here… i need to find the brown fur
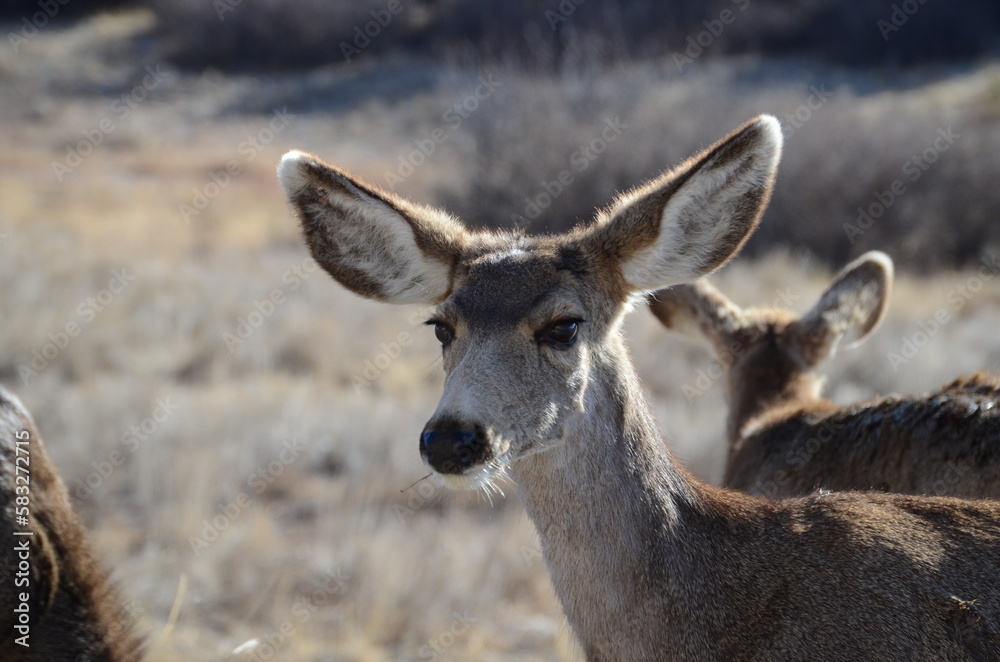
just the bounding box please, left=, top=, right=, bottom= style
left=280, top=116, right=1000, bottom=661
left=648, top=253, right=1000, bottom=500
left=0, top=388, right=143, bottom=661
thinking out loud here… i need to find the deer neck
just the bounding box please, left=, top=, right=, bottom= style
left=725, top=364, right=824, bottom=446
left=508, top=335, right=707, bottom=657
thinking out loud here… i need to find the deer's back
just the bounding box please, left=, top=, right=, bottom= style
left=673, top=489, right=1000, bottom=661
left=726, top=373, right=1000, bottom=499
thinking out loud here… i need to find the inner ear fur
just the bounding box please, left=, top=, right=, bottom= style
left=279, top=116, right=783, bottom=306
left=576, top=115, right=783, bottom=294
left=790, top=251, right=894, bottom=365
left=278, top=150, right=468, bottom=304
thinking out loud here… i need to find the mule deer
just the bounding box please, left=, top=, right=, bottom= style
left=0, top=388, right=143, bottom=661
left=648, top=252, right=1000, bottom=500
left=279, top=116, right=1000, bottom=661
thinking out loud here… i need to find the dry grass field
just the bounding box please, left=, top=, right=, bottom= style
left=1, top=8, right=999, bottom=661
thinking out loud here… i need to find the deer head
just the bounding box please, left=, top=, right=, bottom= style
left=649, top=250, right=893, bottom=442
left=278, top=116, right=782, bottom=490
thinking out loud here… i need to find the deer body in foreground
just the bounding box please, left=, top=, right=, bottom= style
left=280, top=116, right=1000, bottom=661
left=648, top=253, right=1000, bottom=499
left=0, top=388, right=143, bottom=661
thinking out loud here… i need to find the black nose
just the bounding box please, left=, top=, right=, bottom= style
left=420, top=420, right=488, bottom=474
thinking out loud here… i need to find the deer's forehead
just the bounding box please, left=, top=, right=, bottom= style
left=736, top=309, right=797, bottom=343
left=447, top=250, right=584, bottom=327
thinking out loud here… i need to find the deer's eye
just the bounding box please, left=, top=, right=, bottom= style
left=427, top=320, right=455, bottom=346
left=540, top=320, right=582, bottom=348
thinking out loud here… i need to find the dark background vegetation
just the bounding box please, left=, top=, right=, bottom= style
left=12, top=0, right=993, bottom=72
left=158, top=0, right=1000, bottom=270
left=3, top=0, right=999, bottom=269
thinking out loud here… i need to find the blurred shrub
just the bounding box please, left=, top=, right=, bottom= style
left=422, top=0, right=1000, bottom=69
left=766, top=0, right=1000, bottom=67
left=754, top=106, right=1000, bottom=270
left=437, top=66, right=1000, bottom=271
left=146, top=0, right=416, bottom=72
left=3, top=0, right=998, bottom=71
left=0, top=0, right=137, bottom=21
left=139, top=0, right=1000, bottom=73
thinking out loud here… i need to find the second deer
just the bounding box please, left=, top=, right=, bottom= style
left=648, top=252, right=1000, bottom=499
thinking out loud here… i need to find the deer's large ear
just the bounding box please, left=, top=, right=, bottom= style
left=647, top=280, right=744, bottom=352
left=788, top=251, right=894, bottom=365
left=579, top=115, right=782, bottom=292
left=278, top=151, right=468, bottom=304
